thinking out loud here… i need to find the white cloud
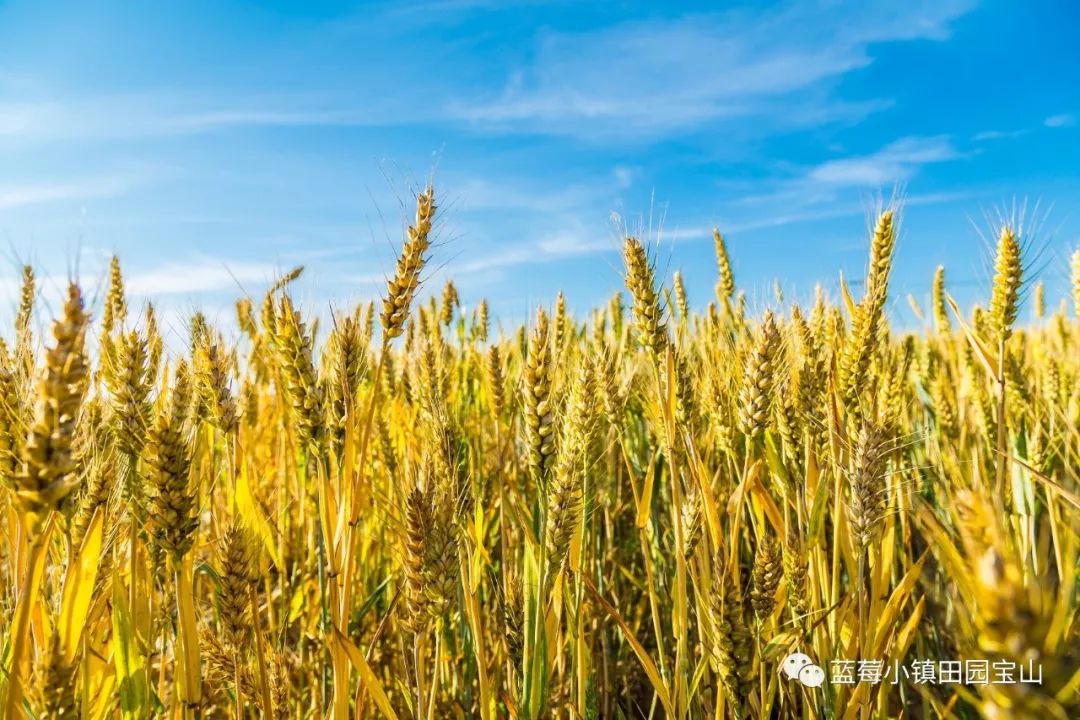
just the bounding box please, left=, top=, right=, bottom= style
left=456, top=246, right=542, bottom=275
left=972, top=114, right=1072, bottom=142
left=124, top=258, right=281, bottom=297
left=159, top=108, right=380, bottom=133
left=448, top=227, right=613, bottom=279
left=809, top=136, right=962, bottom=187
left=378, top=0, right=554, bottom=19
left=738, top=190, right=969, bottom=230
left=0, top=96, right=388, bottom=144
left=721, top=137, right=968, bottom=221
left=449, top=1, right=975, bottom=138
left=1044, top=114, right=1075, bottom=128
left=0, top=182, right=110, bottom=210
left=0, top=169, right=156, bottom=210
left=0, top=254, right=283, bottom=315
left=450, top=177, right=602, bottom=214
left=657, top=227, right=711, bottom=242
left=536, top=231, right=610, bottom=257
left=0, top=254, right=251, bottom=310
left=972, top=128, right=1026, bottom=142
left=434, top=135, right=967, bottom=281
left=613, top=165, right=637, bottom=189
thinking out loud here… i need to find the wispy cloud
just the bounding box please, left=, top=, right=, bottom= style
left=158, top=108, right=385, bottom=133
left=377, top=0, right=556, bottom=20
left=449, top=1, right=975, bottom=139
left=441, top=133, right=969, bottom=278
left=731, top=136, right=965, bottom=212
left=0, top=254, right=277, bottom=320
left=0, top=96, right=391, bottom=144
left=973, top=113, right=1075, bottom=142
left=449, top=224, right=614, bottom=279
left=124, top=257, right=281, bottom=297
left=0, top=168, right=158, bottom=210
left=972, top=128, right=1027, bottom=142
left=450, top=177, right=605, bottom=214
left=808, top=136, right=963, bottom=187
left=612, top=165, right=637, bottom=190
left=1044, top=113, right=1075, bottom=128
left=639, top=191, right=973, bottom=249
left=0, top=181, right=115, bottom=210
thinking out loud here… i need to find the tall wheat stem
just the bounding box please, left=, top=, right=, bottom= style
left=413, top=630, right=427, bottom=720
left=654, top=355, right=688, bottom=719
left=994, top=337, right=1008, bottom=504
left=426, top=628, right=443, bottom=720
left=249, top=586, right=275, bottom=720
left=175, top=556, right=202, bottom=717
left=3, top=526, right=49, bottom=717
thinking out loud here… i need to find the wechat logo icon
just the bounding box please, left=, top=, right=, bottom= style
left=782, top=653, right=826, bottom=688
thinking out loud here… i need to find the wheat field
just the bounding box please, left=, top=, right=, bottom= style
left=1, top=187, right=1078, bottom=719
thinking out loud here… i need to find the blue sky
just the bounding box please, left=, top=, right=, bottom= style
left=1, top=0, right=1078, bottom=339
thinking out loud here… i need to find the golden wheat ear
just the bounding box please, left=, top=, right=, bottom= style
left=101, top=255, right=127, bottom=335
left=29, top=632, right=78, bottom=720
left=546, top=358, right=597, bottom=570
left=846, top=420, right=892, bottom=549
left=15, top=282, right=90, bottom=532
left=783, top=526, right=808, bottom=619
left=713, top=228, right=736, bottom=304
left=932, top=265, right=951, bottom=334
left=738, top=309, right=779, bottom=440
left=989, top=224, right=1023, bottom=342
left=750, top=533, right=782, bottom=621
left=381, top=186, right=436, bottom=341
left=195, top=339, right=239, bottom=435
left=146, top=361, right=197, bottom=560
left=4, top=282, right=90, bottom=717
left=271, top=295, right=325, bottom=449
left=623, top=236, right=669, bottom=357
left=216, top=523, right=257, bottom=648
left=402, top=480, right=433, bottom=634
left=523, top=306, right=555, bottom=485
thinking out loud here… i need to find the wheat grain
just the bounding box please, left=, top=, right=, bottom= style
left=14, top=283, right=90, bottom=534
left=989, top=225, right=1022, bottom=341
left=738, top=310, right=779, bottom=439
left=381, top=187, right=435, bottom=340
left=623, top=236, right=668, bottom=356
